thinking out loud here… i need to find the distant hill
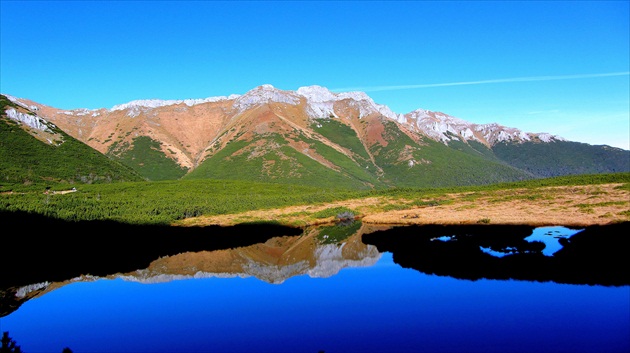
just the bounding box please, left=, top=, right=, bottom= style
left=493, top=140, right=629, bottom=178
left=1, top=85, right=628, bottom=188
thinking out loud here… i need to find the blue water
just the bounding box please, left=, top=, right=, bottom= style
left=480, top=226, right=584, bottom=257
left=2, top=252, right=629, bottom=353
left=524, top=226, right=584, bottom=256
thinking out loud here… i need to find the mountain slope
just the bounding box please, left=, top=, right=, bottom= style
left=493, top=141, right=630, bottom=177
left=2, top=85, right=628, bottom=188
left=366, top=119, right=532, bottom=187
left=0, top=95, right=143, bottom=185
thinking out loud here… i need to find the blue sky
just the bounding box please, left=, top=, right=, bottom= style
left=1, top=1, right=628, bottom=149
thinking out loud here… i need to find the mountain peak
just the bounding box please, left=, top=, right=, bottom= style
left=296, top=85, right=337, bottom=102
left=234, top=84, right=300, bottom=112
left=251, top=84, right=278, bottom=91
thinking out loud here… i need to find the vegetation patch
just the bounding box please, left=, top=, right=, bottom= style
left=576, top=201, right=627, bottom=209
left=614, top=184, right=630, bottom=191
left=411, top=199, right=445, bottom=207
left=311, top=119, right=372, bottom=161
left=381, top=203, right=411, bottom=211
left=455, top=204, right=478, bottom=211
left=316, top=220, right=362, bottom=244
left=491, top=194, right=546, bottom=203
left=312, top=206, right=356, bottom=219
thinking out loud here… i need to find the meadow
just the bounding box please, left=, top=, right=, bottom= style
left=1, top=172, right=628, bottom=226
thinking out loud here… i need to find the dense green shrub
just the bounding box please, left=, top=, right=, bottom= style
left=1, top=173, right=626, bottom=225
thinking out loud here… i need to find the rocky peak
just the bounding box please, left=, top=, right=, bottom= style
left=233, top=84, right=301, bottom=113
left=295, top=85, right=403, bottom=121
left=405, top=108, right=566, bottom=146
left=406, top=109, right=478, bottom=144
left=296, top=85, right=338, bottom=103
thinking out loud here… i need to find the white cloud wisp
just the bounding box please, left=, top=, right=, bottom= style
left=332, top=72, right=630, bottom=93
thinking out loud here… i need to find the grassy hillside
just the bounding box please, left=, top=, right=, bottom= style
left=185, top=132, right=380, bottom=189
left=108, top=136, right=189, bottom=181
left=492, top=141, right=630, bottom=177
left=371, top=120, right=531, bottom=187
left=311, top=119, right=373, bottom=162
left=188, top=120, right=537, bottom=190
left=0, top=95, right=143, bottom=186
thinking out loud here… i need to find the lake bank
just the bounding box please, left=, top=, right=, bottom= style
left=174, top=183, right=630, bottom=227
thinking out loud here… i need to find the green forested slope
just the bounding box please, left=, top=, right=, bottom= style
left=108, top=136, right=189, bottom=181
left=0, top=95, right=143, bottom=185
left=493, top=141, right=630, bottom=178
left=369, top=120, right=532, bottom=187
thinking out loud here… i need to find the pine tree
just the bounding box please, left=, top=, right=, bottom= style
left=0, top=332, right=22, bottom=353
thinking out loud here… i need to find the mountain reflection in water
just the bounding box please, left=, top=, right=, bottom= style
left=1, top=213, right=629, bottom=353
left=2, top=214, right=628, bottom=318
left=1, top=214, right=383, bottom=317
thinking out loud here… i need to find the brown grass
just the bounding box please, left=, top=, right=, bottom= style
left=174, top=183, right=630, bottom=228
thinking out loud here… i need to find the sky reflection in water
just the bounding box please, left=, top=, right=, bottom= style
left=3, top=248, right=629, bottom=353
left=480, top=226, right=584, bottom=257
left=524, top=226, right=584, bottom=256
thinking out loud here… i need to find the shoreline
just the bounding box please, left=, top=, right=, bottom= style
left=174, top=183, right=630, bottom=228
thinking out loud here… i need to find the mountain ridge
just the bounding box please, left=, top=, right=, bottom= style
left=3, top=84, right=568, bottom=148
left=2, top=85, right=628, bottom=187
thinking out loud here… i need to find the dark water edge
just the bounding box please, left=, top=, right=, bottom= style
left=0, top=210, right=302, bottom=288
left=3, top=209, right=628, bottom=290
left=363, top=222, right=630, bottom=287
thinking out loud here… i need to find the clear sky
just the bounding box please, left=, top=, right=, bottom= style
left=1, top=0, right=628, bottom=149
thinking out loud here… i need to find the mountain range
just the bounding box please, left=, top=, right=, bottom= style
left=1, top=85, right=628, bottom=188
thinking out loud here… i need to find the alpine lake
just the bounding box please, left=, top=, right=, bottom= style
left=1, top=214, right=628, bottom=353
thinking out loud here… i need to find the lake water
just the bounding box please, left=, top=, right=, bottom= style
left=1, top=219, right=629, bottom=353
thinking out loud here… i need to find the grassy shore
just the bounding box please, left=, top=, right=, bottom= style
left=176, top=182, right=629, bottom=227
